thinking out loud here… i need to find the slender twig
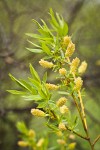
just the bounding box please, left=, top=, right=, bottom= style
left=65, top=125, right=89, bottom=140
left=78, top=91, right=88, bottom=133
left=92, top=135, right=100, bottom=147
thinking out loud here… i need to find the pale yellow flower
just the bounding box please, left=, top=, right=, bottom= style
left=70, top=57, right=80, bottom=74
left=28, top=129, right=35, bottom=138
left=78, top=61, right=87, bottom=74
left=60, top=105, right=69, bottom=114
left=57, top=139, right=66, bottom=145
left=63, top=36, right=71, bottom=46
left=69, top=134, right=75, bottom=140
left=39, top=59, right=54, bottom=68
left=68, top=142, right=76, bottom=149
left=37, top=138, right=44, bottom=147
left=65, top=42, right=75, bottom=58
left=18, top=141, right=29, bottom=147
left=56, top=131, right=63, bottom=137
left=58, top=122, right=66, bottom=131
left=59, top=68, right=67, bottom=75
left=46, top=83, right=59, bottom=90
left=31, top=109, right=46, bottom=117
left=74, top=77, right=83, bottom=91
left=56, top=97, right=67, bottom=107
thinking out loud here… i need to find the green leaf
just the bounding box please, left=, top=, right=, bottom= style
left=32, top=19, right=43, bottom=29
left=7, top=90, right=26, bottom=95
left=26, top=47, right=43, bottom=53
left=42, top=72, right=47, bottom=83
left=48, top=101, right=56, bottom=110
left=19, top=79, right=36, bottom=93
left=42, top=42, right=51, bottom=55
left=27, top=40, right=41, bottom=48
left=37, top=101, right=47, bottom=108
left=16, top=122, right=28, bottom=134
left=49, top=8, right=59, bottom=28
left=28, top=77, right=41, bottom=89
left=29, top=64, right=40, bottom=82
left=58, top=91, right=69, bottom=95
left=46, top=123, right=58, bottom=131
left=9, top=74, right=33, bottom=92
left=22, top=95, right=42, bottom=101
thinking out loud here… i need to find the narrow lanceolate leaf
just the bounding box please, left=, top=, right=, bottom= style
left=16, top=122, right=28, bottom=134
left=42, top=72, right=47, bottom=83
left=28, top=77, right=41, bottom=89
left=29, top=64, right=41, bottom=82
left=9, top=74, right=31, bottom=91
left=22, top=95, right=42, bottom=101
left=19, top=79, right=36, bottom=93
left=58, top=91, right=70, bottom=95
left=7, top=90, right=26, bottom=95
left=27, top=40, right=41, bottom=48
left=49, top=8, right=59, bottom=28
left=41, top=42, right=51, bottom=55
left=26, top=47, right=43, bottom=53
left=32, top=19, right=43, bottom=29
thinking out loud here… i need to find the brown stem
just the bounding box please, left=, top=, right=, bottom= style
left=72, top=93, right=88, bottom=133
left=65, top=125, right=89, bottom=140
left=92, top=135, right=100, bottom=147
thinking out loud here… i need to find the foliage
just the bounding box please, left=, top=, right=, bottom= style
left=8, top=9, right=100, bottom=150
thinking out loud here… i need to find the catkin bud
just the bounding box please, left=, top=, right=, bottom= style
left=65, top=42, right=75, bottom=58
left=58, top=123, right=66, bottom=131
left=63, top=36, right=71, bottom=46
left=60, top=105, right=69, bottom=114
left=39, top=59, right=54, bottom=68
left=18, top=141, right=29, bottom=147
left=57, top=139, right=66, bottom=145
left=70, top=57, right=80, bottom=74
left=56, top=97, right=67, bottom=107
left=31, top=109, right=46, bottom=117
left=56, top=131, right=63, bottom=137
left=74, top=77, right=83, bottom=91
left=69, top=134, right=75, bottom=140
left=37, top=138, right=44, bottom=147
left=28, top=129, right=35, bottom=138
left=68, top=142, right=76, bottom=149
left=46, top=83, right=59, bottom=90
left=78, top=61, right=87, bottom=74
left=59, top=68, right=67, bottom=75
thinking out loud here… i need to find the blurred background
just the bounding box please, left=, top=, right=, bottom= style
left=0, top=0, right=100, bottom=150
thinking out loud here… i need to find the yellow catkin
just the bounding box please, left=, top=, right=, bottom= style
left=37, top=138, right=44, bottom=147
left=18, top=141, right=29, bottom=147
left=58, top=122, right=66, bottom=131
left=63, top=36, right=71, bottom=46
left=69, top=134, right=75, bottom=140
left=39, top=59, right=54, bottom=68
left=65, top=42, right=75, bottom=58
left=28, top=129, right=35, bottom=138
left=60, top=105, right=69, bottom=114
left=74, top=77, right=83, bottom=91
left=46, top=83, right=59, bottom=90
left=56, top=131, right=63, bottom=137
left=31, top=109, right=46, bottom=117
left=78, top=61, right=87, bottom=74
left=57, top=139, right=66, bottom=145
left=59, top=68, right=67, bottom=75
left=56, top=97, right=67, bottom=107
left=70, top=57, right=80, bottom=74
left=68, top=142, right=76, bottom=149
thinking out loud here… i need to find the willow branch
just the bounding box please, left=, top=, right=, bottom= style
left=65, top=125, right=89, bottom=140
left=92, top=135, right=100, bottom=147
